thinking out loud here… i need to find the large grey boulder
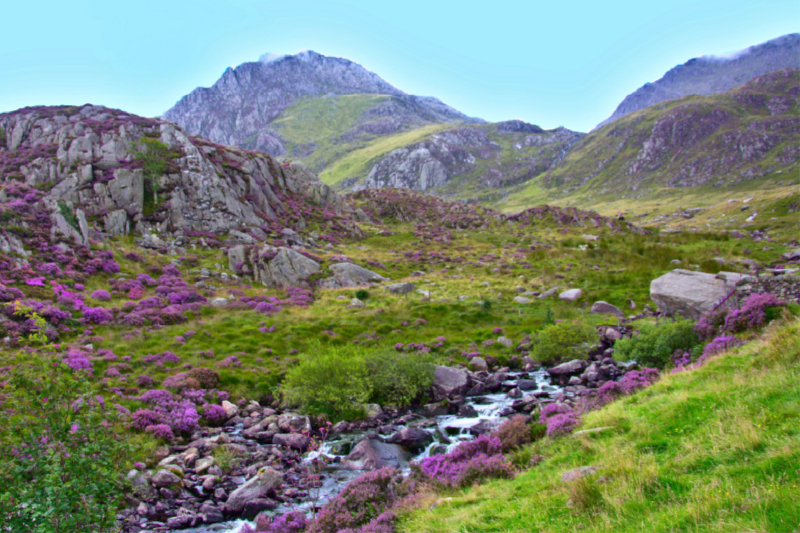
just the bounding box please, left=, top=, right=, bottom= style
left=343, top=438, right=412, bottom=470
left=590, top=301, right=624, bottom=317
left=559, top=289, right=583, bottom=302
left=238, top=247, right=321, bottom=288
left=224, top=468, right=282, bottom=515
left=547, top=359, right=589, bottom=377
left=432, top=365, right=469, bottom=400
left=386, top=428, right=434, bottom=453
left=387, top=282, right=415, bottom=294
left=650, top=269, right=746, bottom=319
left=320, top=263, right=388, bottom=289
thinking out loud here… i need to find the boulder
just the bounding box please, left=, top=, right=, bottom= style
left=386, top=428, right=434, bottom=453
left=258, top=248, right=321, bottom=288
left=432, top=365, right=469, bottom=400
left=561, top=466, right=599, bottom=483
left=343, top=438, right=412, bottom=470
left=387, top=282, right=415, bottom=294
left=348, top=298, right=365, bottom=308
left=559, top=289, right=583, bottom=302
left=590, top=301, right=624, bottom=317
left=224, top=468, right=282, bottom=515
left=547, top=359, right=589, bottom=377
left=151, top=469, right=181, bottom=488
left=469, top=356, right=488, bottom=372
left=781, top=249, right=800, bottom=261
left=221, top=400, right=239, bottom=418
left=513, top=296, right=532, bottom=304
left=497, top=336, right=514, bottom=348
left=272, top=433, right=310, bottom=452
left=320, top=263, right=388, bottom=289
left=210, top=298, right=228, bottom=307
left=650, top=269, right=746, bottom=320
left=538, top=288, right=558, bottom=299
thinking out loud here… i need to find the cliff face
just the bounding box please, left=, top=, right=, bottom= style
left=163, top=51, right=480, bottom=157
left=0, top=104, right=363, bottom=260
left=350, top=123, right=584, bottom=197
left=541, top=69, right=800, bottom=199
left=598, top=33, right=800, bottom=128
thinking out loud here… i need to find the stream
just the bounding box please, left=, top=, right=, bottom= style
left=180, top=368, right=563, bottom=533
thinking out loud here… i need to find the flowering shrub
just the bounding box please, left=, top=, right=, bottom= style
left=414, top=434, right=513, bottom=489
left=145, top=423, right=174, bottom=440
left=494, top=415, right=533, bottom=453
left=202, top=404, right=228, bottom=425
left=308, top=468, right=398, bottom=533
left=91, top=289, right=111, bottom=302
left=83, top=307, right=113, bottom=325
left=723, top=293, right=784, bottom=333
left=251, top=510, right=308, bottom=533
left=700, top=334, right=743, bottom=360
left=539, top=403, right=579, bottom=436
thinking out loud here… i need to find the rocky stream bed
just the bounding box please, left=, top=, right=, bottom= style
left=117, top=326, right=635, bottom=533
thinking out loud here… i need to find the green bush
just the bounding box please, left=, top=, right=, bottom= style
left=613, top=318, right=700, bottom=369
left=0, top=353, right=131, bottom=533
left=354, top=289, right=370, bottom=300
left=532, top=321, right=598, bottom=364
left=282, top=343, right=370, bottom=421
left=365, top=351, right=435, bottom=407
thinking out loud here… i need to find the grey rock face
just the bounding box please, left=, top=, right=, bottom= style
left=0, top=105, right=362, bottom=243
left=650, top=269, right=746, bottom=320
left=598, top=33, right=800, bottom=128
left=320, top=262, right=388, bottom=289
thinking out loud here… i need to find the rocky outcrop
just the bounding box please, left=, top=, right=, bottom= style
left=0, top=105, right=363, bottom=245
left=354, top=125, right=583, bottom=193
left=598, top=33, right=800, bottom=127
left=319, top=262, right=388, bottom=289
left=650, top=269, right=748, bottom=319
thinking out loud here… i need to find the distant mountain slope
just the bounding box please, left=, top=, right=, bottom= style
left=502, top=69, right=799, bottom=209
left=163, top=50, right=481, bottom=158
left=336, top=121, right=584, bottom=200
left=597, top=33, right=800, bottom=128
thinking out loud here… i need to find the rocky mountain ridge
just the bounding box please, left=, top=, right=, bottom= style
left=534, top=69, right=800, bottom=201
left=163, top=50, right=481, bottom=157
left=597, top=33, right=800, bottom=128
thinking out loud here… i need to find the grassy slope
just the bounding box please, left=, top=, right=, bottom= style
left=399, top=318, right=800, bottom=533
left=320, top=124, right=450, bottom=186
left=495, top=83, right=800, bottom=217
left=270, top=94, right=391, bottom=172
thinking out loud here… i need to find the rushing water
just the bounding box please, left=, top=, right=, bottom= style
left=183, top=368, right=562, bottom=533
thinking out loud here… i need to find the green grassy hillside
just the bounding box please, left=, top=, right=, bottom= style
left=399, top=318, right=800, bottom=533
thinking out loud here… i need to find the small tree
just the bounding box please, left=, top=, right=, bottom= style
left=0, top=352, right=131, bottom=532
left=132, top=137, right=171, bottom=204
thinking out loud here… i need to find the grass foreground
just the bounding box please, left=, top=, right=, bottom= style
left=398, top=318, right=800, bottom=533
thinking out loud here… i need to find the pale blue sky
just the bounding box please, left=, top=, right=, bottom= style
left=1, top=0, right=797, bottom=131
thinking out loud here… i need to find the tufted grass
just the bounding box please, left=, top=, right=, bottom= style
left=397, top=317, right=800, bottom=533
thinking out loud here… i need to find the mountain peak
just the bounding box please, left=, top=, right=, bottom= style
left=597, top=32, right=800, bottom=128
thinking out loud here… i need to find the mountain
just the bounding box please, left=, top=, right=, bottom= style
left=597, top=33, right=800, bottom=128
left=498, top=68, right=800, bottom=211
left=163, top=50, right=482, bottom=164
